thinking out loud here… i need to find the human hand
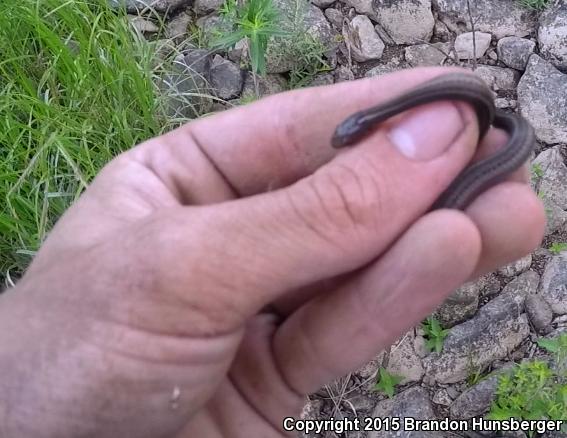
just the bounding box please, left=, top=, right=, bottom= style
left=0, top=67, right=545, bottom=438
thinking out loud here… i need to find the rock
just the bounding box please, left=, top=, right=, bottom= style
left=159, top=49, right=214, bottom=118
left=531, top=146, right=567, bottom=211
left=266, top=0, right=335, bottom=73
left=497, top=36, right=536, bottom=70
left=543, top=430, right=567, bottom=438
left=500, top=270, right=540, bottom=298
left=455, top=32, right=492, bottom=59
left=423, top=287, right=531, bottom=384
left=445, top=385, right=460, bottom=399
left=517, top=55, right=567, bottom=145
left=345, top=392, right=376, bottom=412
left=312, top=0, right=335, bottom=8
left=473, top=65, right=520, bottom=91
left=542, top=202, right=567, bottom=237
left=372, top=0, right=435, bottom=45
left=307, top=73, right=334, bottom=87
left=481, top=275, right=502, bottom=300
left=434, top=0, right=536, bottom=39
left=498, top=254, right=532, bottom=278
left=354, top=350, right=386, bottom=390
left=181, top=48, right=211, bottom=79
left=194, top=0, right=223, bottom=15
left=240, top=72, right=287, bottom=100
left=343, top=15, right=385, bottom=62
left=335, top=65, right=355, bottom=82
left=364, top=61, right=403, bottom=78
left=413, top=332, right=428, bottom=358
left=547, top=326, right=567, bottom=339
left=165, top=11, right=192, bottom=41
left=431, top=388, right=453, bottom=406
left=386, top=331, right=425, bottom=385
left=127, top=15, right=159, bottom=33
left=525, top=294, right=553, bottom=334
left=195, top=14, right=232, bottom=44
left=355, top=355, right=382, bottom=380
left=538, top=1, right=567, bottom=69
left=373, top=23, right=395, bottom=45
left=494, top=98, right=516, bottom=109
left=434, top=281, right=481, bottom=328
left=433, top=20, right=451, bottom=41
left=539, top=252, right=567, bottom=315
left=369, top=387, right=441, bottom=438
left=343, top=0, right=376, bottom=20
left=324, top=8, right=344, bottom=30
left=109, top=0, right=188, bottom=13
left=227, top=39, right=248, bottom=64
left=209, top=55, right=243, bottom=99
left=300, top=398, right=323, bottom=420
left=450, top=373, right=499, bottom=419
left=405, top=43, right=451, bottom=67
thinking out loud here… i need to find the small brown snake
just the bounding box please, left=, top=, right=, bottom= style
left=331, top=72, right=535, bottom=210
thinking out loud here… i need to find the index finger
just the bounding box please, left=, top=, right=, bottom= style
left=133, top=67, right=469, bottom=203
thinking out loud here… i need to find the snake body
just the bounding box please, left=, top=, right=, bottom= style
left=331, top=73, right=535, bottom=210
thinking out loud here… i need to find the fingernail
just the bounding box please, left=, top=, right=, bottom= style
left=388, top=102, right=466, bottom=161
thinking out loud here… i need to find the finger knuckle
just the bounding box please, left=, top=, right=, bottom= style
left=306, top=162, right=387, bottom=242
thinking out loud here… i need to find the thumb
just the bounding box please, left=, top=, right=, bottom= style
left=139, top=100, right=480, bottom=328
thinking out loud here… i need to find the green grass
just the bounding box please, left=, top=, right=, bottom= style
left=0, top=0, right=192, bottom=277
left=518, top=0, right=550, bottom=9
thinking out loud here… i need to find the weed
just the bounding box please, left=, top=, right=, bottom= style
left=487, top=334, right=567, bottom=432
left=549, top=242, right=567, bottom=255
left=538, top=335, right=567, bottom=371
left=287, top=34, right=332, bottom=89
left=422, top=317, right=449, bottom=353
left=213, top=0, right=287, bottom=75
left=373, top=368, right=404, bottom=398
left=531, top=163, right=543, bottom=181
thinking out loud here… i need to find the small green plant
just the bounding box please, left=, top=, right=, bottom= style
left=518, top=0, right=550, bottom=10
left=467, top=366, right=485, bottom=387
left=287, top=34, right=332, bottom=89
left=422, top=317, right=449, bottom=353
left=549, top=242, right=567, bottom=255
left=531, top=163, right=544, bottom=180
left=538, top=335, right=567, bottom=370
left=487, top=334, right=567, bottom=432
left=373, top=368, right=404, bottom=398
left=213, top=0, right=287, bottom=75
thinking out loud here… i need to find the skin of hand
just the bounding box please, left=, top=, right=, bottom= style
left=0, top=67, right=545, bottom=438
